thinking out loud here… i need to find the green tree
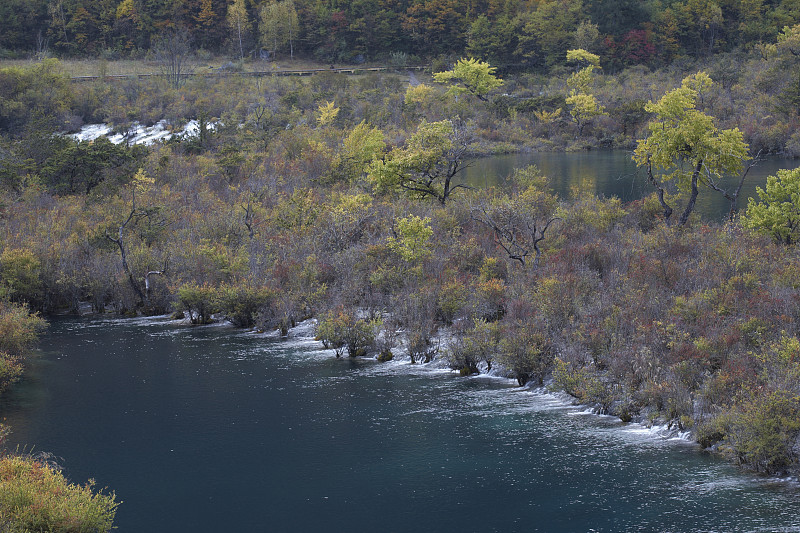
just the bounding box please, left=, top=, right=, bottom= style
left=466, top=15, right=516, bottom=64
left=369, top=119, right=472, bottom=205
left=41, top=137, right=144, bottom=195
left=742, top=167, right=800, bottom=244
left=402, top=0, right=466, bottom=55
left=433, top=57, right=504, bottom=102
left=387, top=215, right=434, bottom=264
left=332, top=121, right=385, bottom=183
left=564, top=49, right=606, bottom=135
left=227, top=0, right=252, bottom=60
left=776, top=24, right=800, bottom=115
left=260, top=0, right=299, bottom=58
left=633, top=72, right=749, bottom=225
left=514, top=0, right=584, bottom=69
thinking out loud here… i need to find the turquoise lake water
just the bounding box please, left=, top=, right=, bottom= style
left=3, top=317, right=800, bottom=532
left=461, top=151, right=800, bottom=221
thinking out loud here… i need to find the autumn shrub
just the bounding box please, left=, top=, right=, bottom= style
left=0, top=247, right=44, bottom=310
left=395, top=287, right=439, bottom=364
left=496, top=321, right=553, bottom=386
left=436, top=277, right=468, bottom=325
left=0, top=454, right=118, bottom=533
left=447, top=319, right=500, bottom=375
left=0, top=352, right=23, bottom=392
left=175, top=282, right=220, bottom=324
left=315, top=307, right=378, bottom=358
left=0, top=300, right=46, bottom=356
left=552, top=358, right=614, bottom=412
left=406, top=329, right=438, bottom=364
left=0, top=59, right=74, bottom=137
left=718, top=389, right=800, bottom=474
left=216, top=284, right=276, bottom=328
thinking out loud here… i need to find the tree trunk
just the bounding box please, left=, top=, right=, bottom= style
left=679, top=161, right=703, bottom=226
left=646, top=161, right=673, bottom=224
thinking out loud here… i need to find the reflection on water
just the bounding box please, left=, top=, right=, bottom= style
left=460, top=151, right=800, bottom=221
left=2, top=318, right=800, bottom=532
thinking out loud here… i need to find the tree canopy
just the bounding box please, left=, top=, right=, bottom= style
left=433, top=57, right=504, bottom=102
left=369, top=119, right=472, bottom=205
left=633, top=72, right=749, bottom=225
left=743, top=167, right=800, bottom=244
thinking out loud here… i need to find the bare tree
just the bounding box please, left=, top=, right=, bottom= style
left=471, top=167, right=560, bottom=268
left=702, top=150, right=762, bottom=221
left=473, top=202, right=559, bottom=268
left=154, top=27, right=194, bottom=89
left=106, top=180, right=168, bottom=309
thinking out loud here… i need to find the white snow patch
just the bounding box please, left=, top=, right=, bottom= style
left=68, top=120, right=217, bottom=146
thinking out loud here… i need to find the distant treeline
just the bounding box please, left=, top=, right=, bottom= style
left=4, top=0, right=800, bottom=68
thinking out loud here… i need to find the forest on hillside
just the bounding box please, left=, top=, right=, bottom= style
left=4, top=0, right=800, bottom=69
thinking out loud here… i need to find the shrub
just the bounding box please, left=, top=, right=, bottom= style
left=447, top=319, right=500, bottom=375
left=176, top=282, right=220, bottom=325
left=0, top=352, right=23, bottom=392
left=720, top=389, right=800, bottom=474
left=552, top=357, right=614, bottom=412
left=315, top=307, right=378, bottom=358
left=0, top=454, right=118, bottom=533
left=0, top=248, right=44, bottom=310
left=217, top=284, right=275, bottom=328
left=0, top=300, right=45, bottom=356
left=497, top=322, right=552, bottom=386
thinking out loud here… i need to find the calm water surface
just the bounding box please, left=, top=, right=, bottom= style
left=461, top=151, right=800, bottom=221
left=3, top=317, right=800, bottom=532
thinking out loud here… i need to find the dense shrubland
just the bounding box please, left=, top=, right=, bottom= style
left=3, top=44, right=800, bottom=480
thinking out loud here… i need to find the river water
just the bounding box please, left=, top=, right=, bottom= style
left=461, top=151, right=800, bottom=221
left=2, top=317, right=800, bottom=532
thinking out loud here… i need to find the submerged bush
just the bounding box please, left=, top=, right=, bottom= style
left=719, top=389, right=800, bottom=474
left=217, top=284, right=276, bottom=328
left=176, top=282, right=220, bottom=325
left=315, top=307, right=378, bottom=358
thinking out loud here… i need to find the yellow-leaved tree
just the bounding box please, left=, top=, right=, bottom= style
left=565, top=49, right=606, bottom=135
left=433, top=57, right=503, bottom=102
left=633, top=72, right=750, bottom=225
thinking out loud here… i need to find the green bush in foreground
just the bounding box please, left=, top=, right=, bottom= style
left=0, top=454, right=118, bottom=532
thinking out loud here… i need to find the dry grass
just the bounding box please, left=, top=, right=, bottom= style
left=0, top=56, right=397, bottom=78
